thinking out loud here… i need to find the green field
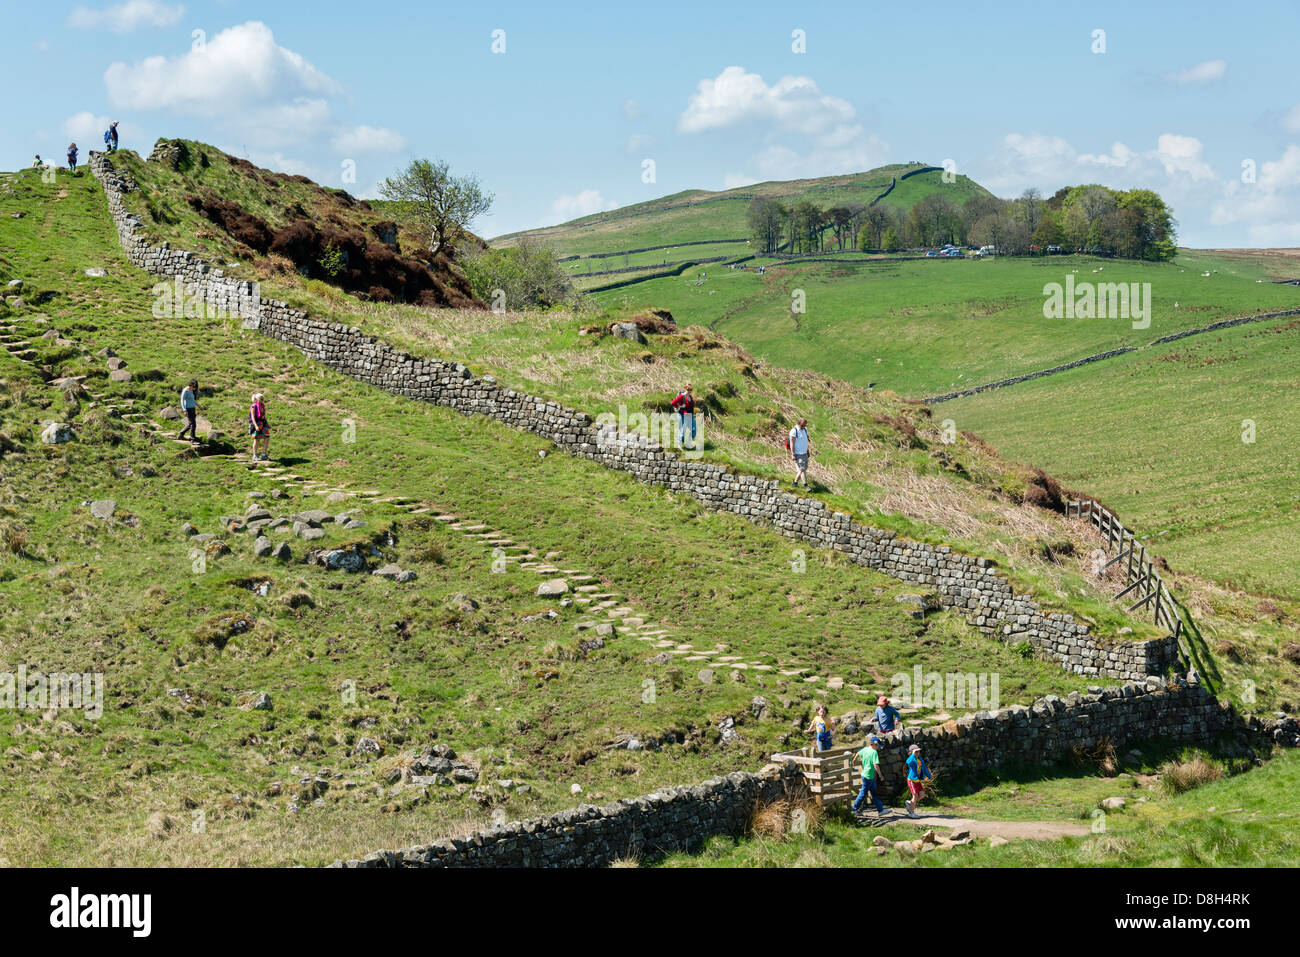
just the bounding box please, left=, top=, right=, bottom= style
left=945, top=314, right=1300, bottom=600
left=591, top=253, right=1300, bottom=398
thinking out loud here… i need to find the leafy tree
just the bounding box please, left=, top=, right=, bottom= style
left=747, top=197, right=787, bottom=253
left=379, top=158, right=493, bottom=254
left=460, top=239, right=576, bottom=310
left=858, top=205, right=893, bottom=250
left=881, top=226, right=902, bottom=252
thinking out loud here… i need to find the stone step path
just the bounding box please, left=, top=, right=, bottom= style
left=1, top=316, right=859, bottom=692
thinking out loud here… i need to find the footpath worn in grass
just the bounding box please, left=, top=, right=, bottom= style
left=657, top=745, right=1300, bottom=868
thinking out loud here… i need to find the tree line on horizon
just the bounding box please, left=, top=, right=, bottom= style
left=746, top=183, right=1178, bottom=260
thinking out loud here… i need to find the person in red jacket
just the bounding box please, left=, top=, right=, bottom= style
left=669, top=383, right=696, bottom=450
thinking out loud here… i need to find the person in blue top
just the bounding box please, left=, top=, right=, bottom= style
left=106, top=121, right=119, bottom=153
left=805, top=704, right=834, bottom=752
left=177, top=379, right=200, bottom=444
left=788, top=417, right=810, bottom=487
left=67, top=143, right=78, bottom=172
left=850, top=736, right=889, bottom=818
left=905, top=743, right=932, bottom=818
left=874, top=695, right=903, bottom=734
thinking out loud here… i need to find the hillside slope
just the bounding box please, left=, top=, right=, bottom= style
left=1, top=150, right=1294, bottom=866
left=493, top=164, right=991, bottom=259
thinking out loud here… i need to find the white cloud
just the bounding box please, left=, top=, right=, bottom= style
left=678, top=66, right=858, bottom=141
left=99, top=21, right=405, bottom=163
left=987, top=131, right=1215, bottom=193
left=331, top=125, right=407, bottom=154
left=678, top=66, right=888, bottom=183
left=723, top=172, right=758, bottom=189
left=1162, top=59, right=1227, bottom=85
left=61, top=111, right=139, bottom=147
left=624, top=133, right=653, bottom=155
left=69, top=1, right=185, bottom=33
left=986, top=131, right=1300, bottom=247
left=1282, top=104, right=1300, bottom=135
left=622, top=99, right=643, bottom=120
left=104, top=21, right=340, bottom=116
left=551, top=190, right=612, bottom=221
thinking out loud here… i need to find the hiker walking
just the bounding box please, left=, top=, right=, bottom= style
left=904, top=743, right=931, bottom=818
left=788, top=417, right=810, bottom=487
left=177, top=379, right=200, bottom=444
left=806, top=704, right=835, bottom=752
left=874, top=695, right=903, bottom=734
left=249, top=392, right=271, bottom=461
left=851, top=736, right=889, bottom=818
left=669, top=383, right=696, bottom=450
left=104, top=121, right=119, bottom=153
left=66, top=143, right=78, bottom=172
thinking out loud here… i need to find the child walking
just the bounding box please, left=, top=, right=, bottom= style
left=806, top=704, right=834, bottom=752
left=905, top=743, right=931, bottom=818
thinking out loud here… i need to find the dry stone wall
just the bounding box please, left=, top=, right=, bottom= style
left=90, top=151, right=1176, bottom=683
left=335, top=675, right=1237, bottom=868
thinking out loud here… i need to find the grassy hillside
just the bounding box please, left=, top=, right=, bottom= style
left=1, top=151, right=1294, bottom=867
left=493, top=164, right=990, bottom=259
left=0, top=160, right=1156, bottom=867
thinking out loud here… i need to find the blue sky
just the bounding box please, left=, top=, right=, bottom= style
left=5, top=0, right=1299, bottom=246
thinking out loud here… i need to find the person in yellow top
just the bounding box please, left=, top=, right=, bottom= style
left=806, top=704, right=834, bottom=752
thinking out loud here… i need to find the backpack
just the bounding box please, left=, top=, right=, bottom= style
left=783, top=433, right=791, bottom=451
left=104, top=130, right=112, bottom=145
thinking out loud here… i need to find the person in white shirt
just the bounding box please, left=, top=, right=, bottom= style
left=789, top=417, right=810, bottom=487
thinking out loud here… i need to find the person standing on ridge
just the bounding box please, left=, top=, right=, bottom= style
left=669, top=383, right=696, bottom=450
left=66, top=143, right=78, bottom=172
left=788, top=417, right=810, bottom=488
left=108, top=121, right=119, bottom=153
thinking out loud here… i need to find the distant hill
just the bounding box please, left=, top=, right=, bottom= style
left=493, top=164, right=993, bottom=259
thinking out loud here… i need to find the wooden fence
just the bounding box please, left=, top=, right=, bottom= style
left=1066, top=499, right=1183, bottom=642
left=770, top=746, right=856, bottom=805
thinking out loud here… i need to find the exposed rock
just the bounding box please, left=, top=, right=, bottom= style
left=40, top=422, right=76, bottom=444
left=253, top=536, right=274, bottom=557
left=1099, top=797, right=1126, bottom=811
left=611, top=322, right=647, bottom=344
left=536, top=579, right=569, bottom=597
left=240, top=692, right=273, bottom=712
left=89, top=500, right=117, bottom=520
